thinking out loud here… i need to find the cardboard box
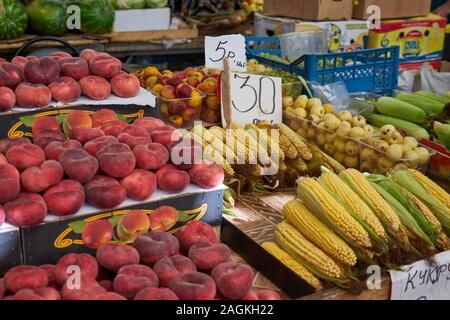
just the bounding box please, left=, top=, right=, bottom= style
left=353, top=0, right=431, bottom=20
left=368, top=14, right=447, bottom=63
left=399, top=60, right=441, bottom=72
left=114, top=8, right=171, bottom=32
left=276, top=20, right=369, bottom=52
left=0, top=223, right=22, bottom=276
left=0, top=89, right=156, bottom=139
left=220, top=192, right=318, bottom=298
left=264, top=0, right=353, bottom=21
left=21, top=185, right=225, bottom=265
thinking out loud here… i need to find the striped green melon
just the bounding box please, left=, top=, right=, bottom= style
left=26, top=0, right=68, bottom=36
left=0, top=0, right=28, bottom=40
left=72, top=0, right=115, bottom=34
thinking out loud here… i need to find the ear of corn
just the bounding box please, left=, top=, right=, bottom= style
left=188, top=132, right=235, bottom=176
left=228, top=123, right=272, bottom=166
left=192, top=125, right=237, bottom=164
left=283, top=200, right=357, bottom=266
left=407, top=169, right=450, bottom=210
left=319, top=172, right=388, bottom=243
left=221, top=126, right=258, bottom=165
left=259, top=123, right=298, bottom=160
left=308, top=143, right=346, bottom=174
left=391, top=170, right=450, bottom=236
left=370, top=176, right=441, bottom=244
left=338, top=169, right=410, bottom=248
left=262, top=242, right=322, bottom=290
left=245, top=123, right=285, bottom=162
left=287, top=158, right=308, bottom=174
left=275, top=221, right=347, bottom=283
left=405, top=190, right=450, bottom=251
left=276, top=123, right=313, bottom=161
left=296, top=178, right=372, bottom=249
left=370, top=181, right=436, bottom=252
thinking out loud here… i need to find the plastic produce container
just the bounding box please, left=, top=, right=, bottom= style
left=153, top=87, right=205, bottom=128
left=283, top=82, right=304, bottom=101
left=283, top=110, right=365, bottom=170
left=359, top=137, right=433, bottom=175
left=279, top=30, right=328, bottom=62
left=348, top=92, right=381, bottom=115
left=283, top=111, right=432, bottom=174
left=201, top=93, right=221, bottom=125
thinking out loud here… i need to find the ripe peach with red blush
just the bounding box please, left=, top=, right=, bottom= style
left=43, top=179, right=85, bottom=216
left=45, top=140, right=82, bottom=160
left=15, top=83, right=51, bottom=108
left=120, top=169, right=156, bottom=201
left=24, top=57, right=60, bottom=85
left=0, top=87, right=16, bottom=111
left=59, top=57, right=89, bottom=81
left=110, top=74, right=140, bottom=98
left=84, top=175, right=126, bottom=209
left=79, top=75, right=111, bottom=100
left=48, top=77, right=81, bottom=103
left=4, top=192, right=47, bottom=227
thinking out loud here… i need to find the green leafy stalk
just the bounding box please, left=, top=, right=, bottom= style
left=391, top=170, right=450, bottom=236
left=370, top=182, right=435, bottom=250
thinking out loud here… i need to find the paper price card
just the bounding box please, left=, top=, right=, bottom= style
left=222, top=71, right=282, bottom=127
left=205, top=34, right=247, bottom=71
left=390, top=251, right=450, bottom=300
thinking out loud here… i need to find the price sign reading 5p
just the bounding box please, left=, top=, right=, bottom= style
left=205, top=34, right=247, bottom=71
left=224, top=72, right=282, bottom=126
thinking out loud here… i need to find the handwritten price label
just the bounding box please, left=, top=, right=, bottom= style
left=223, top=71, right=282, bottom=126
left=390, top=251, right=450, bottom=300
left=205, top=34, right=247, bottom=72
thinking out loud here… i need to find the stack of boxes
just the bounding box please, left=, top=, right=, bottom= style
left=261, top=0, right=448, bottom=69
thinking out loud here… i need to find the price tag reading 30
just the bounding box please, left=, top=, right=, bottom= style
left=205, top=34, right=247, bottom=71
left=226, top=72, right=282, bottom=126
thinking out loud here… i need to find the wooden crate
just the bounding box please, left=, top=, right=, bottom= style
left=0, top=27, right=198, bottom=52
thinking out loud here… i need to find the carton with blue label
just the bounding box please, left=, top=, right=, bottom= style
left=368, top=14, right=447, bottom=63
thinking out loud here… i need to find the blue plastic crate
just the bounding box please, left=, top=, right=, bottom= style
left=246, top=36, right=399, bottom=95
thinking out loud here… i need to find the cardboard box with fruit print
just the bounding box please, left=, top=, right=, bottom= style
left=21, top=184, right=225, bottom=266
left=0, top=106, right=227, bottom=268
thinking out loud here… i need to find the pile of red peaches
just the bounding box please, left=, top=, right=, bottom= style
left=0, top=219, right=280, bottom=300
left=0, top=49, right=141, bottom=112
left=0, top=108, right=224, bottom=228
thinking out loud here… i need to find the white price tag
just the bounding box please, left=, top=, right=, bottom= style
left=205, top=34, right=247, bottom=72
left=222, top=71, right=282, bottom=127
left=390, top=251, right=450, bottom=300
